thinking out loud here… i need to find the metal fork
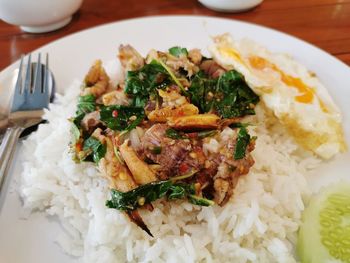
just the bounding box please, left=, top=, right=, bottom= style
left=0, top=54, right=50, bottom=192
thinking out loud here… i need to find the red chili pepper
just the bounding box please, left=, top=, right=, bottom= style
left=177, top=110, right=184, bottom=116
left=76, top=142, right=82, bottom=152
left=187, top=132, right=198, bottom=138
left=112, top=110, right=119, bottom=118
left=179, top=163, right=189, bottom=174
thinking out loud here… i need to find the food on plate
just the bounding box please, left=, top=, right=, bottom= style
left=19, top=34, right=347, bottom=262
left=297, top=182, right=350, bottom=263
left=210, top=34, right=346, bottom=159
left=69, top=44, right=260, bottom=234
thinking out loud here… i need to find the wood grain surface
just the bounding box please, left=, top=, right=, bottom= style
left=0, top=0, right=349, bottom=71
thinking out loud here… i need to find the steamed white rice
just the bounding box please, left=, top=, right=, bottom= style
left=19, top=64, right=321, bottom=262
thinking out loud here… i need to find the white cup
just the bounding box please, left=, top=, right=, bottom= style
left=0, top=0, right=83, bottom=33
left=199, top=0, right=263, bottom=12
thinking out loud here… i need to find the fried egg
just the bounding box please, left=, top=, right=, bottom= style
left=209, top=34, right=346, bottom=159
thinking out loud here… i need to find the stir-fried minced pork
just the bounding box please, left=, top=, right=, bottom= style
left=70, top=43, right=259, bottom=235
left=165, top=54, right=199, bottom=77
left=200, top=59, right=226, bottom=78
left=209, top=131, right=255, bottom=205
left=146, top=49, right=200, bottom=77
left=141, top=124, right=205, bottom=179
left=195, top=132, right=255, bottom=206
left=81, top=111, right=100, bottom=132
left=140, top=123, right=255, bottom=205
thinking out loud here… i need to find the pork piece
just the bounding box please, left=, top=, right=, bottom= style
left=145, top=100, right=156, bottom=112
left=200, top=59, right=226, bottom=78
left=158, top=88, right=187, bottom=108
left=141, top=124, right=204, bottom=179
left=91, top=129, right=138, bottom=192
left=146, top=50, right=199, bottom=77
left=188, top=49, right=203, bottom=65
left=166, top=55, right=199, bottom=77
left=82, top=60, right=110, bottom=97
left=102, top=89, right=129, bottom=106
left=118, top=44, right=145, bottom=72
left=81, top=111, right=100, bottom=132
left=94, top=130, right=152, bottom=236
left=119, top=140, right=157, bottom=185
left=212, top=139, right=255, bottom=205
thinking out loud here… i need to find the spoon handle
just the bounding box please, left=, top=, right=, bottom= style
left=0, top=127, right=23, bottom=194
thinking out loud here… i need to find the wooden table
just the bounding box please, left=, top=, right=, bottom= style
left=0, top=0, right=350, bottom=71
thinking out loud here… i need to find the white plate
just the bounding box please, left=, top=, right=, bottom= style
left=0, top=15, right=349, bottom=263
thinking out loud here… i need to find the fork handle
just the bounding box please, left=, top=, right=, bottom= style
left=0, top=127, right=23, bottom=193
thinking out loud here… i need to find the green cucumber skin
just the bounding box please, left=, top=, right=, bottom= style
left=297, top=182, right=350, bottom=263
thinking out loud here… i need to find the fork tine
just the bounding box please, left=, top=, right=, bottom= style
left=23, top=54, right=32, bottom=94
left=14, top=55, right=24, bottom=95
left=43, top=53, right=49, bottom=94
left=33, top=53, right=42, bottom=94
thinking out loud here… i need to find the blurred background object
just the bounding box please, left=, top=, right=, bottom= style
left=0, top=0, right=83, bottom=33
left=198, top=0, right=263, bottom=12
left=0, top=0, right=349, bottom=70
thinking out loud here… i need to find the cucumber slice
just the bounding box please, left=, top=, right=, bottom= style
left=297, top=182, right=350, bottom=263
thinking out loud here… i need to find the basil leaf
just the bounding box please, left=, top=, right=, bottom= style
left=83, top=136, right=106, bottom=163
left=169, top=46, right=188, bottom=57
left=188, top=70, right=216, bottom=113
left=157, top=59, right=187, bottom=95
left=106, top=180, right=173, bottom=211
left=229, top=122, right=252, bottom=128
left=124, top=60, right=171, bottom=107
left=197, top=130, right=217, bottom=139
left=72, top=94, right=96, bottom=128
left=77, top=94, right=96, bottom=115
left=165, top=128, right=188, bottom=140
left=151, top=146, right=162, bottom=154
left=188, top=195, right=215, bottom=206
left=216, top=71, right=259, bottom=118
left=72, top=113, right=84, bottom=128
left=99, top=105, right=145, bottom=131
left=106, top=180, right=213, bottom=211
left=70, top=122, right=81, bottom=145
left=168, top=185, right=186, bottom=200
left=234, top=127, right=251, bottom=160
left=188, top=70, right=259, bottom=118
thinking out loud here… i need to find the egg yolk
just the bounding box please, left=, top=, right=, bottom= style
left=219, top=47, right=246, bottom=66
left=249, top=56, right=317, bottom=103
